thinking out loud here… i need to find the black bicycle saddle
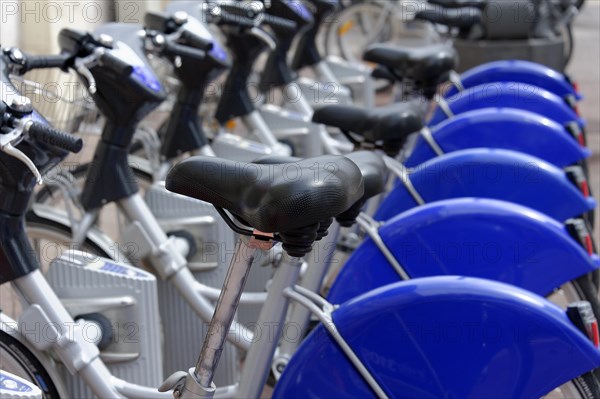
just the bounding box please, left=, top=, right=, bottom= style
left=312, top=102, right=424, bottom=154
left=414, top=6, right=483, bottom=30
left=363, top=43, right=457, bottom=95
left=253, top=151, right=387, bottom=203
left=165, top=155, right=364, bottom=234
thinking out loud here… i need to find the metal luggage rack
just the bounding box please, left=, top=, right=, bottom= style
left=9, top=68, right=103, bottom=135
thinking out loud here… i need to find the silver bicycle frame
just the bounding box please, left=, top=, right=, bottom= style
left=12, top=271, right=124, bottom=398
left=10, top=221, right=387, bottom=398
left=274, top=223, right=341, bottom=368
left=118, top=194, right=255, bottom=350
left=240, top=110, right=292, bottom=156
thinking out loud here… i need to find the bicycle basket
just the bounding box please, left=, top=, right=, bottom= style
left=9, top=68, right=101, bottom=134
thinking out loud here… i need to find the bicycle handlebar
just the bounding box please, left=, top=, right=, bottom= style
left=180, top=30, right=214, bottom=51
left=213, top=11, right=257, bottom=28
left=23, top=53, right=71, bottom=72
left=26, top=121, right=83, bottom=153
left=262, top=13, right=298, bottom=32
left=162, top=40, right=207, bottom=60
left=99, top=51, right=134, bottom=77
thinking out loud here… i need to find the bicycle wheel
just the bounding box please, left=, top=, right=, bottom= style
left=0, top=330, right=63, bottom=399
left=25, top=210, right=115, bottom=268
left=324, top=1, right=395, bottom=93
left=543, top=370, right=600, bottom=398
left=0, top=213, right=120, bottom=320
left=548, top=273, right=600, bottom=319
left=325, top=2, right=393, bottom=62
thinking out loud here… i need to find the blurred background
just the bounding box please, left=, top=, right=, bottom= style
left=1, top=0, right=598, bottom=233
left=1, top=1, right=168, bottom=52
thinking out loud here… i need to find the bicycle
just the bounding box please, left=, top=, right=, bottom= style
left=2, top=91, right=599, bottom=396
left=5, top=3, right=600, bottom=394
left=20, top=20, right=598, bottom=314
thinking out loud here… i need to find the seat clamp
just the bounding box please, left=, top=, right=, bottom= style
left=248, top=230, right=275, bottom=250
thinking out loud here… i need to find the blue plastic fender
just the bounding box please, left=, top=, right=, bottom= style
left=407, top=108, right=590, bottom=168
left=376, top=148, right=596, bottom=222
left=329, top=198, right=600, bottom=304
left=429, top=82, right=584, bottom=128
left=444, top=60, right=581, bottom=101
left=275, top=277, right=600, bottom=399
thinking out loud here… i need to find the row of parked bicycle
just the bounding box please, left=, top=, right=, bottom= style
left=1, top=0, right=598, bottom=398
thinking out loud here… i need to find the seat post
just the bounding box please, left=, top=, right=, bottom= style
left=179, top=235, right=272, bottom=398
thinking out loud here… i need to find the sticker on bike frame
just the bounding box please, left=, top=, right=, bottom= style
left=85, top=258, right=152, bottom=279
left=0, top=372, right=35, bottom=392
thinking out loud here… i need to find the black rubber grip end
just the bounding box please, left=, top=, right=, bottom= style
left=28, top=122, right=83, bottom=153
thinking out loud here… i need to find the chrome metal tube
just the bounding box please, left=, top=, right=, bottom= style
left=172, top=267, right=254, bottom=350
left=293, top=92, right=316, bottom=117
left=241, top=111, right=281, bottom=148
left=315, top=61, right=340, bottom=85
left=119, top=195, right=255, bottom=350
left=72, top=210, right=98, bottom=247
left=118, top=194, right=172, bottom=244
left=194, top=238, right=259, bottom=388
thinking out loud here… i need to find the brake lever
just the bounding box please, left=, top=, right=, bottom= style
left=0, top=122, right=43, bottom=184
left=249, top=27, right=276, bottom=51
left=2, top=142, right=43, bottom=184
left=74, top=51, right=101, bottom=95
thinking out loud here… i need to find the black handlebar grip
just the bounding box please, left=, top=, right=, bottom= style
left=180, top=30, right=214, bottom=51
left=306, top=0, right=339, bottom=11
left=27, top=122, right=83, bottom=153
left=218, top=2, right=259, bottom=19
left=163, top=41, right=207, bottom=60
left=99, top=52, right=134, bottom=77
left=24, top=53, right=71, bottom=72
left=216, top=11, right=256, bottom=29
left=262, top=14, right=298, bottom=32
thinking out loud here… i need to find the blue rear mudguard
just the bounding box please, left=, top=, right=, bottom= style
left=329, top=198, right=600, bottom=304
left=275, top=276, right=600, bottom=398
left=406, top=108, right=590, bottom=168
left=429, top=82, right=585, bottom=128
left=444, top=60, right=581, bottom=102
left=376, top=148, right=596, bottom=222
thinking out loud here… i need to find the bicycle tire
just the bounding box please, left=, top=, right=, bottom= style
left=573, top=272, right=600, bottom=316
left=562, top=370, right=600, bottom=399
left=25, top=210, right=115, bottom=265
left=548, top=275, right=600, bottom=323
left=0, top=330, right=62, bottom=399
left=323, top=1, right=395, bottom=93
